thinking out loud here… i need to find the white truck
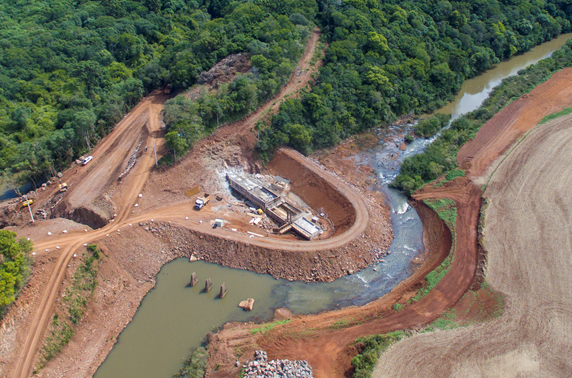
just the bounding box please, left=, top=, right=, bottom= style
left=194, top=193, right=210, bottom=210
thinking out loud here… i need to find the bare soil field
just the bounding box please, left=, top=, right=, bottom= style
left=204, top=67, right=572, bottom=378
left=457, top=67, right=572, bottom=177
left=374, top=112, right=572, bottom=378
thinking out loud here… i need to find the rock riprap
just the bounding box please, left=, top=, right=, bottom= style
left=243, top=350, right=313, bottom=377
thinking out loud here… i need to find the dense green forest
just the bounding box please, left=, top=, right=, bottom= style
left=392, top=39, right=572, bottom=194
left=256, top=0, right=572, bottom=158
left=2, top=0, right=572, bottom=184
left=0, top=230, right=32, bottom=316
left=0, top=0, right=317, bottom=183
left=161, top=6, right=315, bottom=162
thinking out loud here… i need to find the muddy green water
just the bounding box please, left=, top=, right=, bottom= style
left=95, top=34, right=572, bottom=378
left=436, top=33, right=572, bottom=120
left=95, top=261, right=282, bottom=378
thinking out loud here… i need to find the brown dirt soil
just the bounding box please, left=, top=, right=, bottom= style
left=206, top=200, right=454, bottom=378
left=266, top=149, right=356, bottom=235
left=374, top=112, right=572, bottom=378
left=1, top=28, right=391, bottom=378
left=205, top=53, right=572, bottom=378
left=457, top=67, right=572, bottom=177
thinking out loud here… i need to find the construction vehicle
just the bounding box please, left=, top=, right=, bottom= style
left=194, top=193, right=210, bottom=210
left=58, top=183, right=68, bottom=192
left=18, top=199, right=33, bottom=210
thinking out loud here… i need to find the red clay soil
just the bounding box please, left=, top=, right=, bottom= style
left=457, top=67, right=572, bottom=176
left=207, top=56, right=572, bottom=378
left=266, top=149, right=356, bottom=235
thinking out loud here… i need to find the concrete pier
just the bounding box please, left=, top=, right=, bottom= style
left=190, top=272, right=198, bottom=287
left=205, top=278, right=213, bottom=293
left=220, top=282, right=227, bottom=298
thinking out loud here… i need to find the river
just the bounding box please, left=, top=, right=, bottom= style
left=94, top=33, right=572, bottom=378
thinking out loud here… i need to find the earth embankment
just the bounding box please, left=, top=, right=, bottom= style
left=374, top=112, right=572, bottom=378
left=457, top=67, right=572, bottom=177
left=266, top=149, right=356, bottom=235
left=206, top=199, right=454, bottom=378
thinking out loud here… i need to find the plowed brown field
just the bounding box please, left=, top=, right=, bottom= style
left=206, top=68, right=572, bottom=378
left=374, top=112, right=572, bottom=378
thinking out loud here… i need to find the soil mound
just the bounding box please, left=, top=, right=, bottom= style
left=266, top=149, right=356, bottom=235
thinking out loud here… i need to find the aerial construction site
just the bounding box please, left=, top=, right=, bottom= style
left=1, top=22, right=572, bottom=378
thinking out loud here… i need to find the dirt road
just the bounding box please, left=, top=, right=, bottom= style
left=205, top=66, right=572, bottom=378
left=374, top=112, right=572, bottom=378
left=5, top=28, right=385, bottom=378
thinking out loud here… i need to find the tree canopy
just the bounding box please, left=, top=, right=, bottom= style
left=257, top=0, right=572, bottom=159
left=0, top=230, right=32, bottom=314
left=0, top=0, right=318, bottom=181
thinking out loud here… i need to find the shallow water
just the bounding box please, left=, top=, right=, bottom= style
left=95, top=34, right=572, bottom=378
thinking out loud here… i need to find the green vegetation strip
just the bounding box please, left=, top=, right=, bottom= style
left=393, top=40, right=572, bottom=195
left=174, top=347, right=209, bottom=378
left=250, top=319, right=290, bottom=335
left=351, top=331, right=408, bottom=378
left=539, top=105, right=572, bottom=124
left=35, top=244, right=101, bottom=372
left=0, top=230, right=32, bottom=318
left=407, top=199, right=457, bottom=304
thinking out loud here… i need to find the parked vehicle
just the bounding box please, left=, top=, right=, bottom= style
left=194, top=193, right=210, bottom=210
left=82, top=156, right=93, bottom=165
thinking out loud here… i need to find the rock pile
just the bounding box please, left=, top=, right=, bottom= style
left=243, top=350, right=313, bottom=378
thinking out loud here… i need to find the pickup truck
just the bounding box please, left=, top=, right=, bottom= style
left=194, top=193, right=210, bottom=210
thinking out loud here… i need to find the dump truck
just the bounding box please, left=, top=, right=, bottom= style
left=59, top=183, right=68, bottom=192
left=194, top=193, right=210, bottom=210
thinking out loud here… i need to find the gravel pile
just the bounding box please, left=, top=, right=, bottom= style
left=243, top=350, right=313, bottom=378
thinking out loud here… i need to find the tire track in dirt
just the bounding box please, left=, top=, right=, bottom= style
left=374, top=113, right=572, bottom=378
left=9, top=29, right=362, bottom=378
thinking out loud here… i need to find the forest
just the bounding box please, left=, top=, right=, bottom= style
left=256, top=0, right=572, bottom=158
left=0, top=230, right=32, bottom=316
left=392, top=39, right=572, bottom=194
left=0, top=0, right=317, bottom=183
left=2, top=0, right=572, bottom=184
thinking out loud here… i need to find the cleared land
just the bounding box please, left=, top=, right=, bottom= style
left=457, top=68, right=572, bottom=177
left=374, top=112, right=572, bottom=378
left=1, top=29, right=391, bottom=378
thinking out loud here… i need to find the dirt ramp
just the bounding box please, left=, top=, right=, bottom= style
left=266, top=148, right=356, bottom=235
left=53, top=201, right=109, bottom=229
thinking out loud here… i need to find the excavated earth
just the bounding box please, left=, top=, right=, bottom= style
left=203, top=68, right=572, bottom=377
left=373, top=110, right=572, bottom=378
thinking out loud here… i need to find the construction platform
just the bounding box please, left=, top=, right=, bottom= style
left=227, top=172, right=320, bottom=240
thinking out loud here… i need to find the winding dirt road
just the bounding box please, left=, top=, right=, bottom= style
left=374, top=109, right=572, bottom=378
left=6, top=28, right=375, bottom=378
left=206, top=69, right=572, bottom=378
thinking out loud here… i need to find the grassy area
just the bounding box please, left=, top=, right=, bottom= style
left=249, top=319, right=290, bottom=335
left=34, top=315, right=75, bottom=372
left=423, top=198, right=457, bottom=231
left=173, top=347, right=209, bottom=378
left=407, top=199, right=457, bottom=304
left=65, top=244, right=100, bottom=325
left=435, top=169, right=466, bottom=187
left=34, top=244, right=101, bottom=372
left=351, top=331, right=408, bottom=378
left=539, top=105, right=572, bottom=124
